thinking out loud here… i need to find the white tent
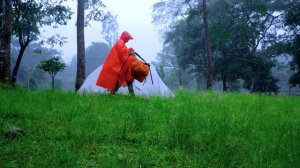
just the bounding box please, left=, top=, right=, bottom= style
left=78, top=64, right=174, bottom=97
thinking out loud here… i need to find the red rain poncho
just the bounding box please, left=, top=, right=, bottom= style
left=96, top=31, right=133, bottom=91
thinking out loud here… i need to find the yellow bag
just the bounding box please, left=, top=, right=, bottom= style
left=130, top=56, right=150, bottom=82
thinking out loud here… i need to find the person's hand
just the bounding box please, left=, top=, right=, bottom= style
left=129, top=48, right=135, bottom=56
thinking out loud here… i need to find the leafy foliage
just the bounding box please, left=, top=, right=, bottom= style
left=84, top=0, right=106, bottom=25
left=288, top=35, right=300, bottom=86
left=12, top=0, right=72, bottom=46
left=39, top=57, right=66, bottom=78
left=285, top=2, right=300, bottom=27
left=152, top=0, right=295, bottom=93
left=10, top=0, right=72, bottom=84
left=39, top=56, right=66, bottom=89
left=285, top=2, right=300, bottom=86
left=152, top=0, right=198, bottom=31
left=10, top=38, right=62, bottom=90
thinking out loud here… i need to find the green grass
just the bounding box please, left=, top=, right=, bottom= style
left=0, top=88, right=299, bottom=167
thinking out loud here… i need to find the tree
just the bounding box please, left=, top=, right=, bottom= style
left=288, top=36, right=300, bottom=87
left=11, top=0, right=72, bottom=84
left=243, top=54, right=280, bottom=94
left=210, top=0, right=252, bottom=91
left=152, top=0, right=220, bottom=90
left=235, top=0, right=285, bottom=92
left=39, top=56, right=66, bottom=90
left=202, top=0, right=213, bottom=89
left=0, top=0, right=12, bottom=84
left=75, top=0, right=85, bottom=91
left=165, top=17, right=206, bottom=88
left=156, top=1, right=216, bottom=90
left=206, top=0, right=284, bottom=92
left=75, top=0, right=106, bottom=91
left=152, top=0, right=206, bottom=90
left=285, top=2, right=300, bottom=87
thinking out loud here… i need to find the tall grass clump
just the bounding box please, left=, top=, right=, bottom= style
left=0, top=88, right=299, bottom=167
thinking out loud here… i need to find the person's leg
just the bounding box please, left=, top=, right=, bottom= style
left=127, top=81, right=135, bottom=96
left=111, top=82, right=120, bottom=94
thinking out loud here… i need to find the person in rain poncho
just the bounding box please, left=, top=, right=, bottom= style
left=96, top=31, right=135, bottom=94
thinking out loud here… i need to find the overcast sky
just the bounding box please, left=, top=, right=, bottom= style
left=44, top=0, right=162, bottom=64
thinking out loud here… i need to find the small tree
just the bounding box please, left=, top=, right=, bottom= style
left=39, top=57, right=66, bottom=90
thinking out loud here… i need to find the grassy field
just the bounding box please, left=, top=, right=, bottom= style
left=0, top=87, right=299, bottom=167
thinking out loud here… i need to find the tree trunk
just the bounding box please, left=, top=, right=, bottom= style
left=196, top=75, right=202, bottom=90
left=178, top=68, right=183, bottom=88
left=51, top=76, right=54, bottom=90
left=0, top=0, right=12, bottom=84
left=75, top=0, right=85, bottom=91
left=222, top=77, right=227, bottom=92
left=11, top=45, right=27, bottom=84
left=251, top=76, right=256, bottom=93
left=202, top=0, right=213, bottom=89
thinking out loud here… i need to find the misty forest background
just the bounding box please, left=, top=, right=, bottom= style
left=1, top=0, right=300, bottom=95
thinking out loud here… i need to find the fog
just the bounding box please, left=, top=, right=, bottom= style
left=42, top=0, right=162, bottom=64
